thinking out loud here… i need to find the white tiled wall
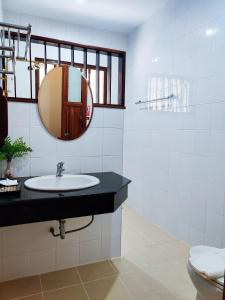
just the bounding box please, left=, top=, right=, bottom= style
left=124, top=0, right=225, bottom=248
left=0, top=11, right=126, bottom=282
left=1, top=103, right=124, bottom=177
left=0, top=0, right=2, bottom=21
left=0, top=209, right=122, bottom=282
left=3, top=10, right=126, bottom=51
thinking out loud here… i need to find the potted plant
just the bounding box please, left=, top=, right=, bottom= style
left=0, top=137, right=32, bottom=178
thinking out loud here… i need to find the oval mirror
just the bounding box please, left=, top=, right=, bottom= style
left=38, top=65, right=93, bottom=140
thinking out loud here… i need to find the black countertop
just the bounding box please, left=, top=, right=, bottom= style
left=0, top=172, right=131, bottom=227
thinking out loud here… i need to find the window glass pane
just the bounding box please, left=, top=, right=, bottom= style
left=12, top=40, right=30, bottom=98
left=87, top=52, right=96, bottom=103
left=68, top=66, right=81, bottom=102
left=31, top=43, right=45, bottom=98
left=111, top=56, right=119, bottom=105
left=89, top=69, right=96, bottom=103
left=99, top=53, right=107, bottom=104
left=100, top=53, right=107, bottom=67
left=46, top=44, right=58, bottom=61
left=74, top=49, right=83, bottom=65
left=60, top=46, right=71, bottom=62
left=99, top=70, right=105, bottom=104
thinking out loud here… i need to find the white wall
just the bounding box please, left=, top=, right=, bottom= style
left=124, top=0, right=225, bottom=248
left=0, top=0, right=3, bottom=21
left=0, top=11, right=127, bottom=282
left=4, top=10, right=126, bottom=50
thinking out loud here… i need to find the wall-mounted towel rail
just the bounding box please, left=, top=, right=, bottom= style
left=0, top=22, right=31, bottom=78
left=135, top=94, right=175, bottom=105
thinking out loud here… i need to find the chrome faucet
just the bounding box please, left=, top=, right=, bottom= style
left=56, top=162, right=65, bottom=177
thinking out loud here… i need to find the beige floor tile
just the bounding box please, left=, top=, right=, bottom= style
left=123, top=241, right=189, bottom=271
left=41, top=268, right=80, bottom=291
left=78, top=261, right=117, bottom=282
left=145, top=260, right=195, bottom=296
left=160, top=241, right=190, bottom=262
left=150, top=289, right=196, bottom=300
left=138, top=222, right=174, bottom=242
left=43, top=285, right=88, bottom=300
left=150, top=292, right=183, bottom=300
left=122, top=205, right=174, bottom=244
left=110, top=257, right=142, bottom=275
left=120, top=268, right=163, bottom=298
left=84, top=275, right=133, bottom=300
left=16, top=294, right=43, bottom=300
left=123, top=242, right=167, bottom=269
left=0, top=276, right=41, bottom=300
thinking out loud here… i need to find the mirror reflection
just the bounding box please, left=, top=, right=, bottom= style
left=38, top=66, right=93, bottom=140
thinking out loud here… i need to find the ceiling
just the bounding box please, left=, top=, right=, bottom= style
left=3, top=0, right=167, bottom=33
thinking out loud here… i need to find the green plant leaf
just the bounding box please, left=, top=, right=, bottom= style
left=0, top=136, right=32, bottom=161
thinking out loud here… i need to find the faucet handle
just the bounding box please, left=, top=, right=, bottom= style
left=56, top=162, right=65, bottom=177
left=57, top=161, right=64, bottom=168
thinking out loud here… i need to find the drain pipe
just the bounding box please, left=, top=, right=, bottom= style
left=50, top=215, right=95, bottom=239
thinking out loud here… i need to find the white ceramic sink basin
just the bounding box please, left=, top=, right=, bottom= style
left=24, top=174, right=100, bottom=191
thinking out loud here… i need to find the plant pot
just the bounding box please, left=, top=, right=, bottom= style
left=4, top=160, right=13, bottom=179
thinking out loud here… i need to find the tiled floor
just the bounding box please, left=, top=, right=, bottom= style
left=0, top=206, right=197, bottom=300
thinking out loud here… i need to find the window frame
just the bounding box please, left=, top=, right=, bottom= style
left=6, top=33, right=126, bottom=109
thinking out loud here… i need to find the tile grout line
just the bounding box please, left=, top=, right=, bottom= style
left=9, top=262, right=120, bottom=298
left=76, top=267, right=90, bottom=300
left=118, top=275, right=136, bottom=299
left=108, top=259, right=119, bottom=274
left=33, top=282, right=83, bottom=294
left=79, top=273, right=119, bottom=285
left=39, top=274, right=45, bottom=300
left=11, top=292, right=43, bottom=300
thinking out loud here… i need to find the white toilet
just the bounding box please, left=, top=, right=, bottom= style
left=187, top=246, right=224, bottom=300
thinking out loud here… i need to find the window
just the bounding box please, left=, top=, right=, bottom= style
left=6, top=33, right=126, bottom=108
left=147, top=76, right=190, bottom=112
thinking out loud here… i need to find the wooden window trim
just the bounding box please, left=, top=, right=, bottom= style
left=6, top=33, right=126, bottom=109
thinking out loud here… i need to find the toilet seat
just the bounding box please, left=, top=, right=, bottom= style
left=188, top=262, right=223, bottom=300
left=189, top=245, right=225, bottom=287
left=188, top=246, right=224, bottom=300
left=213, top=277, right=224, bottom=290
left=191, top=265, right=224, bottom=292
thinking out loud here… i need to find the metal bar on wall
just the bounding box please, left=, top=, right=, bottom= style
left=96, top=51, right=100, bottom=104
left=83, top=48, right=87, bottom=78
left=0, top=87, right=8, bottom=146
left=223, top=270, right=225, bottom=300
left=118, top=54, right=125, bottom=106
left=58, top=43, right=61, bottom=65
left=13, top=36, right=16, bottom=98
left=71, top=45, right=74, bottom=66
left=2, top=51, right=6, bottom=95
left=29, top=40, right=32, bottom=100
left=44, top=41, right=47, bottom=74
left=107, top=53, right=112, bottom=104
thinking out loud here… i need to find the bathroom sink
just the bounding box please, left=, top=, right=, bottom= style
left=24, top=174, right=100, bottom=191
